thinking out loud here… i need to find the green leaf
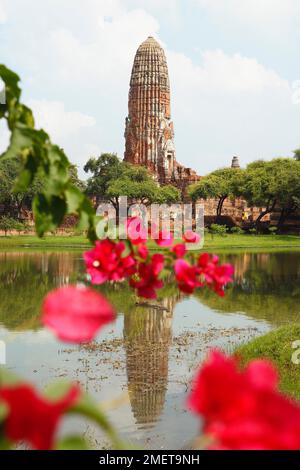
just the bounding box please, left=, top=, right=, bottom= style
left=0, top=402, right=8, bottom=422
left=70, top=394, right=125, bottom=450
left=0, top=125, right=48, bottom=161
left=33, top=193, right=67, bottom=236
left=65, top=185, right=85, bottom=214
left=55, top=436, right=90, bottom=450
left=1, top=64, right=98, bottom=242
left=0, top=64, right=21, bottom=107
left=0, top=367, right=21, bottom=386
left=44, top=380, right=75, bottom=401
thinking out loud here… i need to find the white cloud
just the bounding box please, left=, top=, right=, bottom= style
left=169, top=49, right=289, bottom=94
left=48, top=9, right=159, bottom=86
left=1, top=0, right=300, bottom=176
left=168, top=48, right=299, bottom=172
left=28, top=100, right=96, bottom=140
left=195, top=0, right=300, bottom=38
left=0, top=1, right=6, bottom=23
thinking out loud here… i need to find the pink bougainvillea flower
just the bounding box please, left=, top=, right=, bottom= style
left=188, top=350, right=300, bottom=450
left=138, top=244, right=149, bottom=260
left=197, top=253, right=234, bottom=297
left=0, top=383, right=80, bottom=450
left=174, top=259, right=201, bottom=294
left=211, top=264, right=235, bottom=296
left=126, top=217, right=148, bottom=245
left=154, top=229, right=173, bottom=247
left=183, top=230, right=201, bottom=244
left=130, top=253, right=165, bottom=299
left=171, top=243, right=187, bottom=258
left=42, top=286, right=116, bottom=343
left=84, top=239, right=136, bottom=284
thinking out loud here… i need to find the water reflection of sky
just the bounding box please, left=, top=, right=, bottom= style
left=0, top=251, right=299, bottom=449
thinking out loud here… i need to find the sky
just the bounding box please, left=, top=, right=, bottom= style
left=1, top=0, right=300, bottom=178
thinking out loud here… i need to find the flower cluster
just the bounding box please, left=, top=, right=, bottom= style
left=84, top=239, right=136, bottom=285
left=188, top=350, right=300, bottom=450
left=0, top=383, right=80, bottom=450
left=84, top=218, right=234, bottom=300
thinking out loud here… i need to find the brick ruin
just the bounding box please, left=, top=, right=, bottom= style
left=123, top=39, right=267, bottom=225
left=124, top=36, right=200, bottom=192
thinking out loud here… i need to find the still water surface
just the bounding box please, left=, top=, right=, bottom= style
left=0, top=251, right=299, bottom=448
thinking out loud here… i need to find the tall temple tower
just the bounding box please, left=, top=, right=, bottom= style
left=124, top=37, right=176, bottom=184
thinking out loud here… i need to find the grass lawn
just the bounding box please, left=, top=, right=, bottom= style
left=236, top=325, right=300, bottom=400
left=0, top=233, right=300, bottom=252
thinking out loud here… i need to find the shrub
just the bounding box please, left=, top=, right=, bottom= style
left=231, top=226, right=245, bottom=235
left=210, top=224, right=228, bottom=237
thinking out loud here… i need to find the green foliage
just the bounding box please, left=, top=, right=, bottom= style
left=158, top=185, right=181, bottom=204
left=231, top=226, right=245, bottom=235
left=0, top=216, right=20, bottom=235
left=188, top=167, right=242, bottom=217
left=85, top=154, right=180, bottom=208
left=210, top=223, right=228, bottom=237
left=0, top=156, right=44, bottom=218
left=293, top=149, right=300, bottom=161
left=236, top=325, right=300, bottom=400
left=237, top=158, right=300, bottom=227
left=249, top=228, right=257, bottom=235
left=0, top=65, right=97, bottom=240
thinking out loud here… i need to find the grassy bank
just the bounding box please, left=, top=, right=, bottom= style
left=0, top=233, right=300, bottom=251
left=236, top=325, right=300, bottom=400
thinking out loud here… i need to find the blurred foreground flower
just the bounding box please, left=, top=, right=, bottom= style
left=183, top=230, right=201, bottom=244
left=0, top=384, right=80, bottom=450
left=42, top=286, right=115, bottom=343
left=188, top=350, right=300, bottom=450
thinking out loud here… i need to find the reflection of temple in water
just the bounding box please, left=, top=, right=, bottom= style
left=123, top=295, right=180, bottom=427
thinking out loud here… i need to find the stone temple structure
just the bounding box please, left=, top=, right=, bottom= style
left=231, top=155, right=240, bottom=169
left=124, top=36, right=199, bottom=190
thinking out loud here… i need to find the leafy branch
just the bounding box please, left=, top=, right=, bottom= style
left=0, top=65, right=97, bottom=241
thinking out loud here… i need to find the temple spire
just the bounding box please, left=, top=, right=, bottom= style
left=231, top=155, right=241, bottom=169
left=124, top=37, right=176, bottom=183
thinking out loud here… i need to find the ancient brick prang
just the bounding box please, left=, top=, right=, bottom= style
left=124, top=36, right=200, bottom=189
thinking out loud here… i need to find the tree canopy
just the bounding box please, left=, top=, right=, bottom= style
left=293, top=149, right=300, bottom=161
left=188, top=167, right=242, bottom=218
left=0, top=156, right=44, bottom=218
left=237, top=158, right=300, bottom=228
left=84, top=154, right=180, bottom=215
left=0, top=156, right=85, bottom=219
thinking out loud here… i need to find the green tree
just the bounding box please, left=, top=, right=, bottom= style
left=238, top=158, right=300, bottom=230
left=188, top=167, right=242, bottom=219
left=69, top=164, right=86, bottom=191
left=293, top=149, right=300, bottom=161
left=0, top=216, right=17, bottom=236
left=0, top=156, right=44, bottom=218
left=158, top=185, right=181, bottom=204
left=85, top=155, right=180, bottom=219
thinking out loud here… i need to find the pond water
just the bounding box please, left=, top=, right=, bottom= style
left=0, top=250, right=299, bottom=449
